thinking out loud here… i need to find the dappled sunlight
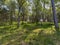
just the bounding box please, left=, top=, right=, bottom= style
left=32, top=27, right=55, bottom=35
left=0, top=23, right=60, bottom=45
left=43, top=29, right=55, bottom=34
left=0, top=0, right=60, bottom=44
left=32, top=28, right=41, bottom=33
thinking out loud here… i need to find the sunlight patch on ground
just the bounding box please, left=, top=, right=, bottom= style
left=0, top=26, right=4, bottom=29
left=0, top=33, right=11, bottom=40
left=25, top=33, right=38, bottom=42
left=0, top=36, right=2, bottom=39
left=43, top=28, right=55, bottom=34
left=2, top=42, right=10, bottom=45
left=32, top=28, right=41, bottom=33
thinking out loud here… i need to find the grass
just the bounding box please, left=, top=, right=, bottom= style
left=0, top=22, right=60, bottom=45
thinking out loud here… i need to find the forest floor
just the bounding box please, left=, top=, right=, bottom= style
left=0, top=22, right=60, bottom=45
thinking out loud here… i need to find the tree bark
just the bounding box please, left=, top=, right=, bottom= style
left=43, top=1, right=46, bottom=22
left=17, top=7, right=20, bottom=28
left=51, top=0, right=59, bottom=32
left=10, top=11, right=13, bottom=25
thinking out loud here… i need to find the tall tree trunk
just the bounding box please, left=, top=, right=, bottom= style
left=17, top=7, right=20, bottom=28
left=10, top=11, right=13, bottom=25
left=51, top=0, right=59, bottom=32
left=21, top=7, right=25, bottom=24
left=43, top=1, right=45, bottom=22
left=21, top=13, right=24, bottom=24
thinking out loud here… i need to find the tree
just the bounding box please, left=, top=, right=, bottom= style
left=51, top=0, right=59, bottom=32
left=0, top=0, right=9, bottom=24
left=4, top=0, right=17, bottom=25
left=17, top=0, right=29, bottom=27
left=32, top=0, right=42, bottom=23
left=9, top=0, right=16, bottom=25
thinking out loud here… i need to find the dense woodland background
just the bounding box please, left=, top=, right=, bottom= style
left=0, top=0, right=60, bottom=45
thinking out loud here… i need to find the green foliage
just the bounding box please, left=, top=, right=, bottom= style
left=0, top=22, right=60, bottom=45
left=0, top=0, right=60, bottom=45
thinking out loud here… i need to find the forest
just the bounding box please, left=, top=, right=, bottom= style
left=0, top=0, right=60, bottom=45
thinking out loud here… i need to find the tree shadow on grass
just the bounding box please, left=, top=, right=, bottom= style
left=22, top=23, right=54, bottom=31
left=0, top=25, right=18, bottom=35
left=0, top=23, right=57, bottom=45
